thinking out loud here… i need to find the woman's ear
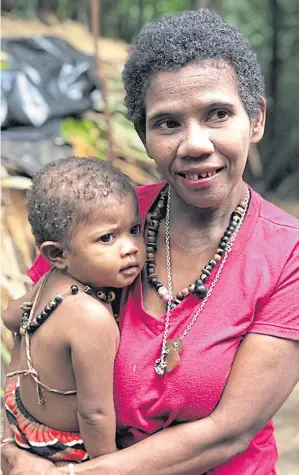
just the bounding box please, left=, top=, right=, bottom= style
left=251, top=97, right=267, bottom=144
left=134, top=121, right=150, bottom=154
left=39, top=242, right=68, bottom=270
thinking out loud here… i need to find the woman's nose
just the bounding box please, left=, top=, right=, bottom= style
left=178, top=123, right=215, bottom=158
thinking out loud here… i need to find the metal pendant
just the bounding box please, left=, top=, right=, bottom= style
left=154, top=348, right=169, bottom=375
left=154, top=339, right=184, bottom=375
left=165, top=338, right=184, bottom=373
left=154, top=358, right=167, bottom=375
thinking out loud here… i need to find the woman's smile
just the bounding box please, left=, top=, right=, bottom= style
left=176, top=166, right=226, bottom=188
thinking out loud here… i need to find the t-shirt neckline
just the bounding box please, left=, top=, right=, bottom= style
left=134, top=182, right=261, bottom=333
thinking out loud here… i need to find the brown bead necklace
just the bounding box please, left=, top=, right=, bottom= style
left=146, top=187, right=249, bottom=310
left=147, top=185, right=250, bottom=375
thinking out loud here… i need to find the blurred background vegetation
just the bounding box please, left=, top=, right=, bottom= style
left=2, top=0, right=299, bottom=198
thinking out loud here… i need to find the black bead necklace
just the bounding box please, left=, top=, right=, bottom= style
left=20, top=270, right=116, bottom=335
left=146, top=187, right=248, bottom=309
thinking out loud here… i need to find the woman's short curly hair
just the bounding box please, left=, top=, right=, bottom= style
left=27, top=157, right=137, bottom=247
left=123, top=9, right=265, bottom=131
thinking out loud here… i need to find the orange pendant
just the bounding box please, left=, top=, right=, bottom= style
left=165, top=338, right=184, bottom=373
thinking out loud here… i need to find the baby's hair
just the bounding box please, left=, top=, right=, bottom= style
left=123, top=9, right=265, bottom=133
left=27, top=157, right=138, bottom=247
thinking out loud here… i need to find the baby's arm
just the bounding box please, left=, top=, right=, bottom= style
left=67, top=296, right=119, bottom=458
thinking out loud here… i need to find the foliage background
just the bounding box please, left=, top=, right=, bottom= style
left=2, top=0, right=299, bottom=198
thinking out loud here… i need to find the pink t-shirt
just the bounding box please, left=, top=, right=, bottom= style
left=29, top=183, right=299, bottom=475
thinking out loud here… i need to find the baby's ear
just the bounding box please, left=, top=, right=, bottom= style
left=39, top=241, right=68, bottom=270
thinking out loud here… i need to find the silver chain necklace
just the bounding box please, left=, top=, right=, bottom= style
left=154, top=185, right=250, bottom=375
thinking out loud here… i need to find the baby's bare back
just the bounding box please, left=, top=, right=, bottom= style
left=18, top=277, right=119, bottom=433
left=20, top=300, right=81, bottom=431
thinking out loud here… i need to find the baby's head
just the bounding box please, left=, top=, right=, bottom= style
left=28, top=157, right=145, bottom=288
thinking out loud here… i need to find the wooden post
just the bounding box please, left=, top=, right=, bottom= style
left=90, top=0, right=115, bottom=162
left=43, top=0, right=52, bottom=12
left=196, top=0, right=223, bottom=15
left=196, top=0, right=209, bottom=8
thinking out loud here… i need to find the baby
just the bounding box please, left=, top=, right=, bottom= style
left=3, top=157, right=145, bottom=464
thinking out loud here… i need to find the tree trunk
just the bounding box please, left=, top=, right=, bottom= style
left=90, top=0, right=115, bottom=162
left=43, top=0, right=52, bottom=11
left=138, top=0, right=145, bottom=32
left=269, top=0, right=280, bottom=141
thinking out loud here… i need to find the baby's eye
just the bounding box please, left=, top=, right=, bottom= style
left=99, top=233, right=114, bottom=243
left=130, top=224, right=141, bottom=236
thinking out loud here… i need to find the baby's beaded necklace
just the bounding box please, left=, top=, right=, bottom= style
left=20, top=269, right=116, bottom=336
left=149, top=185, right=250, bottom=375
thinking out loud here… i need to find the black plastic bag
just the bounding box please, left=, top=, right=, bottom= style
left=1, top=36, right=96, bottom=128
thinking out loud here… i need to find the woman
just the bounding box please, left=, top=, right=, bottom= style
left=2, top=9, right=299, bottom=475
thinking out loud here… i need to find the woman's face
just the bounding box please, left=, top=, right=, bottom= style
left=144, top=62, right=265, bottom=208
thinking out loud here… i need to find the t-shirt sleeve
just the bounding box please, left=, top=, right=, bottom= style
left=28, top=254, right=52, bottom=283
left=248, top=242, right=299, bottom=341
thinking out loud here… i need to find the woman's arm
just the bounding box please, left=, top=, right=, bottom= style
left=2, top=444, right=55, bottom=475
left=48, top=332, right=299, bottom=474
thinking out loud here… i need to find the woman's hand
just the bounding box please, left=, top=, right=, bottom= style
left=1, top=443, right=55, bottom=475
left=45, top=461, right=71, bottom=473
left=46, top=469, right=68, bottom=474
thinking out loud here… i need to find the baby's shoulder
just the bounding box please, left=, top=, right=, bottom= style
left=60, top=292, right=118, bottom=331
left=60, top=293, right=119, bottom=350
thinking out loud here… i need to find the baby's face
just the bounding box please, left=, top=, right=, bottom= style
left=65, top=197, right=145, bottom=289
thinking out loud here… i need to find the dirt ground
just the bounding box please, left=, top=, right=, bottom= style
left=275, top=383, right=299, bottom=474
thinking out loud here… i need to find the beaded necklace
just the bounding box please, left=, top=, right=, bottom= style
left=146, top=188, right=248, bottom=308
left=20, top=269, right=116, bottom=336
left=151, top=185, right=250, bottom=375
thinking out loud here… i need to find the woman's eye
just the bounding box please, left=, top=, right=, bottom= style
left=130, top=225, right=141, bottom=235
left=99, top=233, right=113, bottom=243
left=208, top=109, right=229, bottom=122
left=157, top=119, right=179, bottom=130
